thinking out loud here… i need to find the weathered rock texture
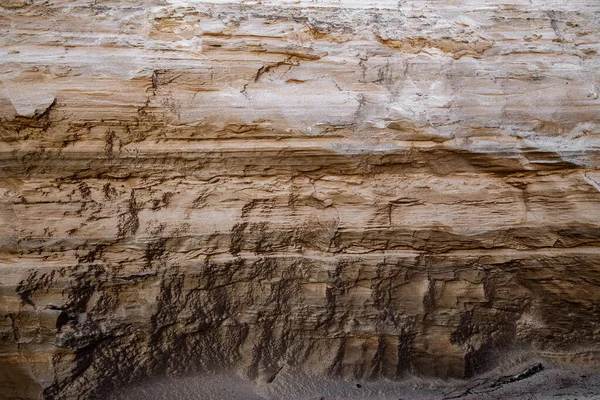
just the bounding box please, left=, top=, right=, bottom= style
left=1, top=0, right=600, bottom=398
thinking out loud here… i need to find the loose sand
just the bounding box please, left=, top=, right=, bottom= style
left=107, top=362, right=600, bottom=400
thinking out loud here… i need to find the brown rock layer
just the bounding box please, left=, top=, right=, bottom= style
left=1, top=0, right=600, bottom=398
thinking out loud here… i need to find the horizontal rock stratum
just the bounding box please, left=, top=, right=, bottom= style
left=1, top=0, right=600, bottom=398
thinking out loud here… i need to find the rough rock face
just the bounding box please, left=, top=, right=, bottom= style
left=1, top=0, right=600, bottom=398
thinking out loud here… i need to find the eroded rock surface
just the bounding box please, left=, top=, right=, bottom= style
left=1, top=0, right=600, bottom=398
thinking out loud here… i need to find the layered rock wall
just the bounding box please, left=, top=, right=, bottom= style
left=1, top=0, right=600, bottom=398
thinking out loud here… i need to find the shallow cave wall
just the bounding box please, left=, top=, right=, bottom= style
left=1, top=0, right=600, bottom=399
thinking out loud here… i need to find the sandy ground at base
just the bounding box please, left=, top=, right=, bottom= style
left=106, top=362, right=600, bottom=400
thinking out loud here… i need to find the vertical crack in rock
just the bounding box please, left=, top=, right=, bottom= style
left=117, top=190, right=140, bottom=238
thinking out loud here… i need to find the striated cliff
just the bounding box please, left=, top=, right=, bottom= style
left=1, top=0, right=600, bottom=398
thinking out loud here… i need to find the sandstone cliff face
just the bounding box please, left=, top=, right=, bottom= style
left=1, top=0, right=600, bottom=398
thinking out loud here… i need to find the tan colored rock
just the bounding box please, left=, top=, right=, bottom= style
left=1, top=0, right=600, bottom=398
